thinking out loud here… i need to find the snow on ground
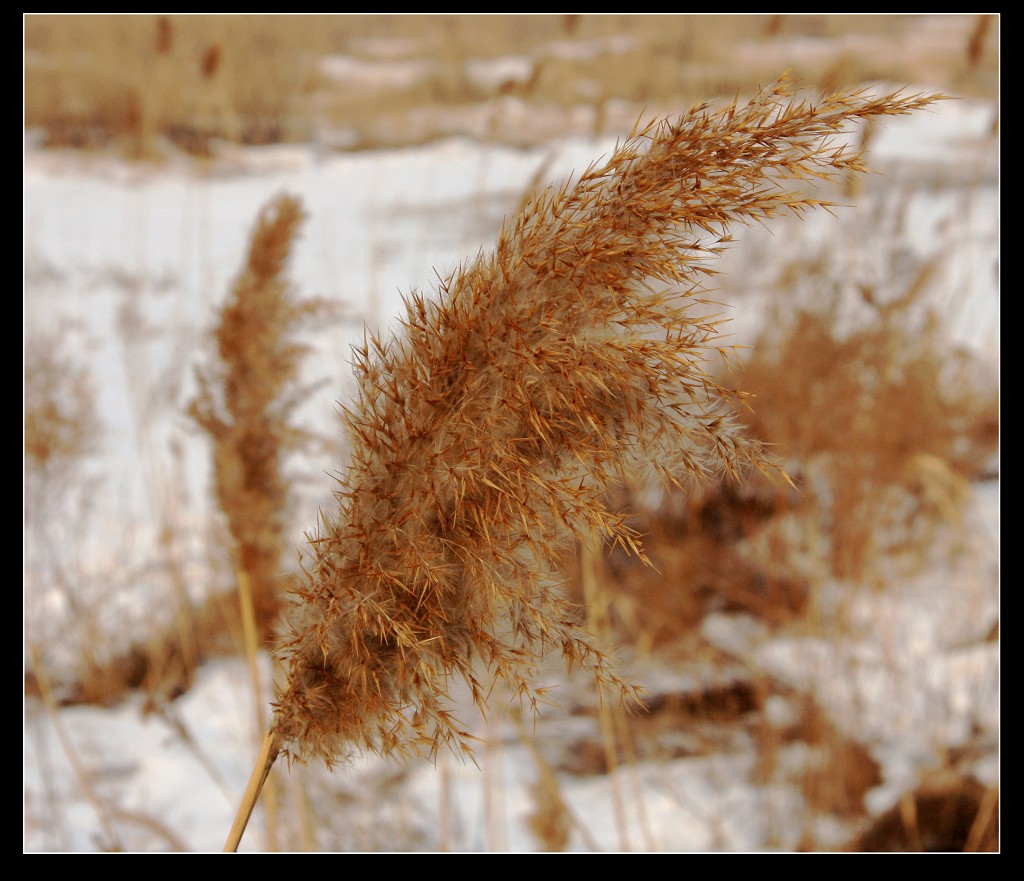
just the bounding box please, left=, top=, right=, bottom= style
left=24, top=93, right=998, bottom=852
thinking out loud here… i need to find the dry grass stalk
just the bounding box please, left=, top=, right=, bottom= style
left=26, top=645, right=125, bottom=851
left=965, top=15, right=994, bottom=70
left=580, top=539, right=643, bottom=850
left=24, top=324, right=114, bottom=702
left=227, top=76, right=941, bottom=849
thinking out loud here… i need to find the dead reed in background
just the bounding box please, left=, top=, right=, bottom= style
left=189, top=193, right=323, bottom=643
left=24, top=326, right=105, bottom=695
left=729, top=254, right=998, bottom=586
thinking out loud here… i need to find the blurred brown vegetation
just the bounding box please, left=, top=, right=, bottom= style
left=575, top=247, right=997, bottom=644
left=25, top=14, right=998, bottom=158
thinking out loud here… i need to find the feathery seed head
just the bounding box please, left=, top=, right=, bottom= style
left=271, top=77, right=943, bottom=766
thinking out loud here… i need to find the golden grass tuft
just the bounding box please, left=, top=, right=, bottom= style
left=268, top=77, right=943, bottom=771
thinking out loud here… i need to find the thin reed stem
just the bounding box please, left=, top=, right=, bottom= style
left=224, top=730, right=281, bottom=853
left=27, top=644, right=124, bottom=852
left=581, top=539, right=629, bottom=851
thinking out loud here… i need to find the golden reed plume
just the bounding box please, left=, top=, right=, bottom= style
left=226, top=76, right=941, bottom=850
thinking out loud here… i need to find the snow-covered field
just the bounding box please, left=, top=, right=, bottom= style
left=24, top=89, right=998, bottom=852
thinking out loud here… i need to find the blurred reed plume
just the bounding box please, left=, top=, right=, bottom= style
left=228, top=76, right=941, bottom=850
left=24, top=327, right=99, bottom=481
left=729, top=253, right=997, bottom=585
left=190, top=193, right=323, bottom=642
